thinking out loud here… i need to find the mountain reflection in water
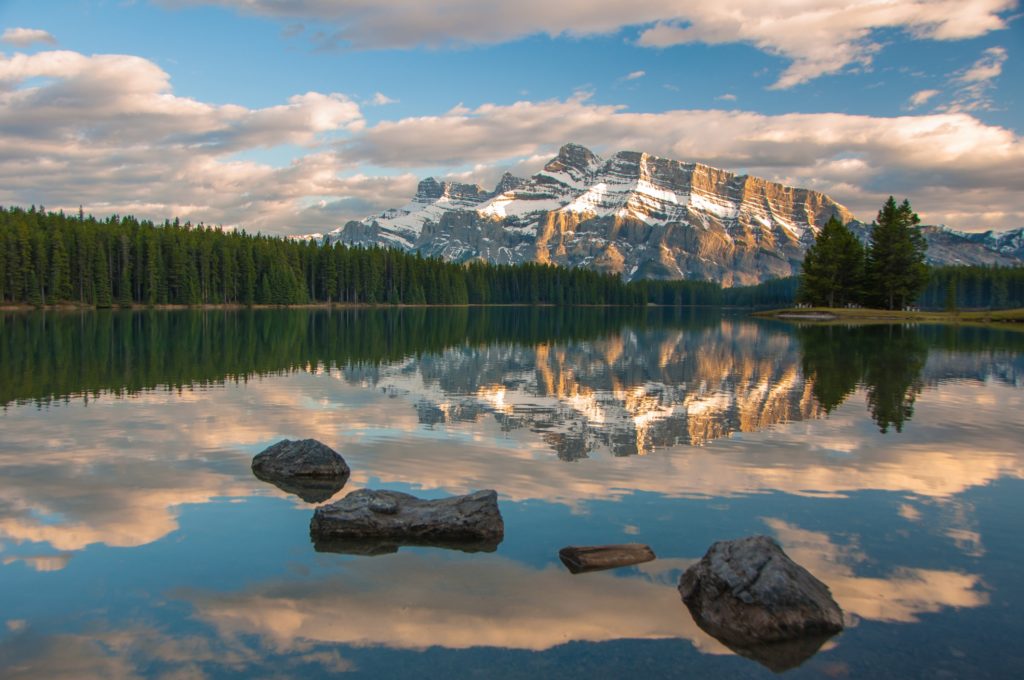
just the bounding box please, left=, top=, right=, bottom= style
left=1, top=308, right=1023, bottom=678
left=4, top=309, right=1021, bottom=456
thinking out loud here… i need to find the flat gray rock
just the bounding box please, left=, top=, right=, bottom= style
left=559, top=544, right=656, bottom=574
left=679, top=535, right=843, bottom=671
left=251, top=439, right=350, bottom=503
left=310, top=489, right=504, bottom=550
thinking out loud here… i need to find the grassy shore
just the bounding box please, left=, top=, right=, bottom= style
left=753, top=307, right=1024, bottom=325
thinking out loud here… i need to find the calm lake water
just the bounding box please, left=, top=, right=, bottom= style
left=1, top=308, right=1022, bottom=678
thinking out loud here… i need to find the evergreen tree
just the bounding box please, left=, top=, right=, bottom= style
left=48, top=227, right=73, bottom=301
left=797, top=215, right=865, bottom=307
left=92, top=239, right=113, bottom=307
left=866, top=197, right=929, bottom=310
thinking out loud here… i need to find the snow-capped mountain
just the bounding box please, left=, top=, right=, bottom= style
left=311, top=143, right=1024, bottom=285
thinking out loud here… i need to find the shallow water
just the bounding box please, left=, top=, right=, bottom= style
left=1, top=308, right=1022, bottom=678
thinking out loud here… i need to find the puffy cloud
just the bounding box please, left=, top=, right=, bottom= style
left=636, top=1, right=1016, bottom=88
left=3, top=46, right=1023, bottom=234
left=343, top=95, right=1024, bottom=229
left=0, top=49, right=413, bottom=233
left=0, top=28, right=56, bottom=47
left=165, top=1, right=1016, bottom=88
left=625, top=70, right=646, bottom=80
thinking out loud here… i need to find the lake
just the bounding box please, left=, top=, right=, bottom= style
left=1, top=308, right=1022, bottom=678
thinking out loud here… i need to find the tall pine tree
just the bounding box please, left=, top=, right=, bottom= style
left=866, top=197, right=929, bottom=310
left=797, top=215, right=865, bottom=307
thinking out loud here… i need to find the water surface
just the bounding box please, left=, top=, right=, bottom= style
left=1, top=308, right=1022, bottom=678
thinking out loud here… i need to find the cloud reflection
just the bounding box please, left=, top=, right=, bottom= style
left=0, top=322, right=1020, bottom=560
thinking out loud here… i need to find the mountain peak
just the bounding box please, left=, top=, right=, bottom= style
left=494, top=171, right=524, bottom=195
left=544, top=143, right=601, bottom=175
left=415, top=177, right=488, bottom=202
left=415, top=177, right=444, bottom=200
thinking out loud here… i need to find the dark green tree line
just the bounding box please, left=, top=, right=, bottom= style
left=919, top=265, right=1024, bottom=310
left=0, top=206, right=651, bottom=307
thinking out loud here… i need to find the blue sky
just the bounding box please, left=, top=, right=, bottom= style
left=0, top=0, right=1021, bottom=233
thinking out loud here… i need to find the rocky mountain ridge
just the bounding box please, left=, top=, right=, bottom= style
left=310, top=144, right=1024, bottom=285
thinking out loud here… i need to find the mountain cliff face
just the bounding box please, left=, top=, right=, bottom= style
left=319, top=143, right=1023, bottom=284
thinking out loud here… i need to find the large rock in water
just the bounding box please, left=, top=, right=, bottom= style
left=310, top=489, right=504, bottom=554
left=251, top=439, right=350, bottom=503
left=679, top=535, right=843, bottom=672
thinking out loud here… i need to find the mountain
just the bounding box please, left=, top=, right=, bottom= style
left=314, top=143, right=1024, bottom=285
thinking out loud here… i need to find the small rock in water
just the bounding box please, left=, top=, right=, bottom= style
left=310, top=488, right=504, bottom=555
left=251, top=438, right=350, bottom=503
left=558, top=544, right=656, bottom=574
left=679, top=535, right=843, bottom=672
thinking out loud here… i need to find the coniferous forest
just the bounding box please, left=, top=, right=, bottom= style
left=0, top=206, right=649, bottom=307
left=2, top=204, right=1021, bottom=310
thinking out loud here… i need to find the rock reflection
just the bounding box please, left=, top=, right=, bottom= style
left=312, top=535, right=502, bottom=556
left=707, top=633, right=837, bottom=673
left=251, top=470, right=348, bottom=504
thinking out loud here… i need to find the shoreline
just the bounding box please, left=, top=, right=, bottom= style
left=753, top=307, right=1024, bottom=325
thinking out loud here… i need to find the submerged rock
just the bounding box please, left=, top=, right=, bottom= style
left=558, top=544, right=656, bottom=574
left=679, top=535, right=843, bottom=671
left=251, top=439, right=350, bottom=503
left=310, top=489, right=504, bottom=551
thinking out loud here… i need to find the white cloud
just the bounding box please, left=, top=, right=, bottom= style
left=906, top=88, right=941, bottom=109
left=2, top=48, right=1023, bottom=234
left=955, top=45, right=1008, bottom=83
left=369, top=91, right=398, bottom=105
left=0, top=49, right=398, bottom=234
left=942, top=46, right=1008, bottom=112
left=1, top=27, right=57, bottom=47
left=625, top=70, right=646, bottom=80
left=164, top=0, right=1017, bottom=88
left=341, top=95, right=1024, bottom=229
left=716, top=93, right=738, bottom=101
left=904, top=47, right=1009, bottom=113
left=635, top=1, right=1017, bottom=89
